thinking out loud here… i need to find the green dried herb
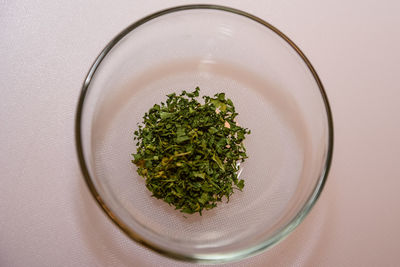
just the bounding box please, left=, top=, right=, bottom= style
left=132, top=87, right=250, bottom=215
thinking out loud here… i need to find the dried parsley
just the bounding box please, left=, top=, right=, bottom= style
left=132, top=87, right=250, bottom=215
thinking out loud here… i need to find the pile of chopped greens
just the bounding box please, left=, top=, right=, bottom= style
left=132, top=87, right=250, bottom=215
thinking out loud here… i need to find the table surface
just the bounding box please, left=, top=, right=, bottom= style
left=1, top=1, right=400, bottom=266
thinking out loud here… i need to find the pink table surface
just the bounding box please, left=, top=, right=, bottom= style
left=1, top=1, right=400, bottom=266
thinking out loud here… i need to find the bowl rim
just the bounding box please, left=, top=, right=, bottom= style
left=75, top=4, right=334, bottom=263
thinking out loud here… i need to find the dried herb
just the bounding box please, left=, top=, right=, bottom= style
left=132, top=87, right=250, bottom=215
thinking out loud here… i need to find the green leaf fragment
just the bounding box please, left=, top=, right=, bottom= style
left=237, top=179, right=245, bottom=190
left=212, top=153, right=225, bottom=172
left=193, top=172, right=206, bottom=179
left=160, top=112, right=174, bottom=120
left=176, top=135, right=190, bottom=143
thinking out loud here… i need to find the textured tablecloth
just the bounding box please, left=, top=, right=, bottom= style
left=1, top=1, right=400, bottom=266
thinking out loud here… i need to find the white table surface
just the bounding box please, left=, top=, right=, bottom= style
left=1, top=1, right=400, bottom=266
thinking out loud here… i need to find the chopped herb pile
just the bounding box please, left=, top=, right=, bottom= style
left=132, top=87, right=250, bottom=215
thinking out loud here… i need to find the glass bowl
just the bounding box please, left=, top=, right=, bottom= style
left=75, top=4, right=333, bottom=263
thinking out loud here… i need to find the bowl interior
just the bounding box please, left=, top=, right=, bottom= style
left=78, top=6, right=331, bottom=262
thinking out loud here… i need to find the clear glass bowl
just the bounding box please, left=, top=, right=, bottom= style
left=75, top=5, right=333, bottom=263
